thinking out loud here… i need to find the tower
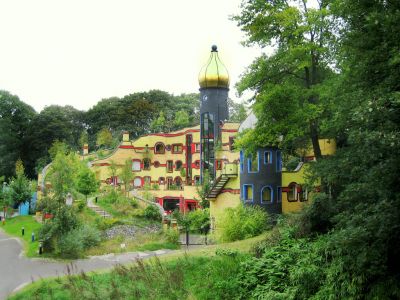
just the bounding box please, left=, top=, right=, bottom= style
left=198, top=45, right=230, bottom=180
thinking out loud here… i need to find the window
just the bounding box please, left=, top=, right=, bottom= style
left=166, top=160, right=173, bottom=173
left=243, top=184, right=253, bottom=202
left=288, top=182, right=298, bottom=202
left=143, top=158, right=151, bottom=170
left=166, top=177, right=173, bottom=189
left=144, top=176, right=151, bottom=185
left=175, top=160, right=183, bottom=171
left=158, top=177, right=165, bottom=185
left=261, top=186, right=273, bottom=203
left=194, top=160, right=200, bottom=169
left=132, top=160, right=141, bottom=171
left=248, top=152, right=259, bottom=173
left=172, top=144, right=183, bottom=154
left=194, top=176, right=201, bottom=186
left=276, top=151, right=282, bottom=172
left=264, top=151, right=272, bottom=164
left=229, top=136, right=235, bottom=151
left=154, top=142, right=165, bottom=154
left=133, top=177, right=142, bottom=187
left=277, top=187, right=282, bottom=203
left=216, top=160, right=222, bottom=170
left=153, top=161, right=160, bottom=168
left=299, top=186, right=308, bottom=202
left=195, top=143, right=201, bottom=152
left=174, top=176, right=182, bottom=187
left=240, top=151, right=244, bottom=173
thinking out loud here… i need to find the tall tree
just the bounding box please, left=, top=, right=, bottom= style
left=96, top=128, right=113, bottom=149
left=0, top=90, right=36, bottom=178
left=173, top=110, right=190, bottom=130
left=9, top=159, right=31, bottom=209
left=233, top=0, right=336, bottom=158
left=76, top=166, right=98, bottom=202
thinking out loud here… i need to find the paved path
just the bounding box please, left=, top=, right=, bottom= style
left=0, top=229, right=174, bottom=300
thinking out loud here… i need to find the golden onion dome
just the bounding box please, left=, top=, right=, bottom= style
left=198, top=45, right=230, bottom=89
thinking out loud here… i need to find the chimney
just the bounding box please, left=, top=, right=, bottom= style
left=123, top=131, right=129, bottom=142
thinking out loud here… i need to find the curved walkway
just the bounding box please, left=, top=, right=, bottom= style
left=0, top=229, right=175, bottom=300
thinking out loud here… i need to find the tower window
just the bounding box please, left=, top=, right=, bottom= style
left=195, top=143, right=201, bottom=152
left=216, top=160, right=222, bottom=170
left=261, top=186, right=273, bottom=204
left=264, top=151, right=272, bottom=164
left=248, top=152, right=259, bottom=173
left=154, top=142, right=165, bottom=154
left=299, top=186, right=308, bottom=202
left=243, top=184, right=253, bottom=202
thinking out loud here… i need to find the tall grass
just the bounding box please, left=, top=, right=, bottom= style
left=10, top=254, right=246, bottom=300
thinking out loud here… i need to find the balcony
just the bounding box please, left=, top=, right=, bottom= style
left=222, top=163, right=238, bottom=177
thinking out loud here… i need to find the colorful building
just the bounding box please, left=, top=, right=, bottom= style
left=39, top=45, right=335, bottom=228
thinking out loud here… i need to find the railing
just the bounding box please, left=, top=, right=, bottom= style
left=222, top=163, right=238, bottom=177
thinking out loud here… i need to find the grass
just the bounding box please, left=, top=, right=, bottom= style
left=9, top=233, right=268, bottom=300
left=85, top=232, right=180, bottom=256
left=0, top=215, right=43, bottom=257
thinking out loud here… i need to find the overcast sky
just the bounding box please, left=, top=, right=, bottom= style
left=0, top=0, right=263, bottom=112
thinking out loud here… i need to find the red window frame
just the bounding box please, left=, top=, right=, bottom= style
left=171, top=143, right=183, bottom=154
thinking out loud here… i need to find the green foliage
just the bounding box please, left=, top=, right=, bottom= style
left=173, top=110, right=190, bottom=129
left=119, top=158, right=133, bottom=195
left=76, top=166, right=98, bottom=200
left=164, top=228, right=180, bottom=245
left=228, top=98, right=247, bottom=123
left=96, top=128, right=113, bottom=148
left=79, top=130, right=88, bottom=148
left=143, top=205, right=162, bottom=221
left=150, top=111, right=166, bottom=132
left=8, top=160, right=32, bottom=209
left=218, top=204, right=267, bottom=242
left=196, top=170, right=211, bottom=208
left=185, top=209, right=210, bottom=233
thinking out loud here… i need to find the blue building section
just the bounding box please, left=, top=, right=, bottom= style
left=18, top=193, right=36, bottom=216
left=240, top=147, right=282, bottom=215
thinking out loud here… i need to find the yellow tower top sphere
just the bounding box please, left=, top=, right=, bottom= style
left=198, top=45, right=230, bottom=89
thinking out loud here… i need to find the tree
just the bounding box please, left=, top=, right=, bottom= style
left=173, top=110, right=190, bottom=129
left=96, top=128, right=113, bottom=149
left=233, top=0, right=336, bottom=159
left=9, top=159, right=32, bottom=209
left=79, top=130, right=88, bottom=148
left=151, top=111, right=167, bottom=132
left=119, top=159, right=134, bottom=196
left=228, top=98, right=247, bottom=123
left=47, top=151, right=80, bottom=202
left=76, top=166, right=98, bottom=202
left=0, top=90, right=36, bottom=179
left=108, top=160, right=118, bottom=189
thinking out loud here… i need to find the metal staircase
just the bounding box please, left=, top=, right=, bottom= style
left=207, top=175, right=230, bottom=199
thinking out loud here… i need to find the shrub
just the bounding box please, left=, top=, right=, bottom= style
left=218, top=204, right=267, bottom=242
left=164, top=228, right=180, bottom=245
left=95, top=217, right=120, bottom=230
left=187, top=209, right=210, bottom=233
left=76, top=201, right=85, bottom=212
left=143, top=205, right=162, bottom=221
left=129, top=198, right=139, bottom=208
left=56, top=229, right=85, bottom=258
left=80, top=225, right=101, bottom=249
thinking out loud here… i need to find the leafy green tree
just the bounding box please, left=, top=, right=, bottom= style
left=76, top=166, right=98, bottom=202
left=8, top=159, right=31, bottom=210
left=174, top=110, right=190, bottom=129
left=79, top=130, right=88, bottom=148
left=196, top=170, right=211, bottom=208
left=233, top=0, right=336, bottom=158
left=228, top=98, right=247, bottom=123
left=151, top=111, right=167, bottom=132
left=0, top=90, right=36, bottom=179
left=47, top=151, right=80, bottom=202
left=119, top=159, right=134, bottom=196
left=96, top=128, right=113, bottom=149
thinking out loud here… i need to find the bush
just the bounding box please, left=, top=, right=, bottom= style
left=56, top=229, right=85, bottom=258
left=218, top=204, right=267, bottom=242
left=129, top=198, right=138, bottom=208
left=80, top=225, right=101, bottom=249
left=164, top=228, right=180, bottom=245
left=187, top=209, right=210, bottom=233
left=95, top=217, right=120, bottom=230
left=143, top=205, right=162, bottom=221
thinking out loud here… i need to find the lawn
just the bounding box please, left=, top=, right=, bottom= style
left=9, top=233, right=267, bottom=300
left=0, top=215, right=43, bottom=257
